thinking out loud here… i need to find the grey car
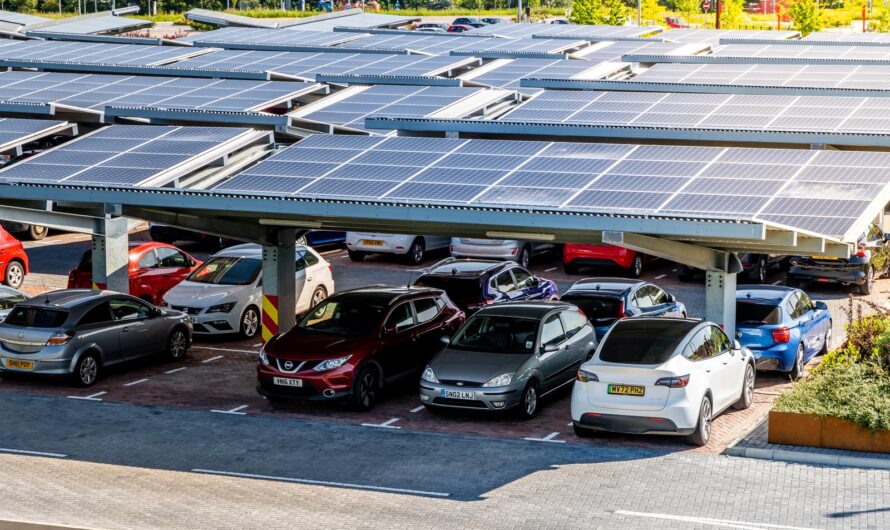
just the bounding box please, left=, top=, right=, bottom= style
left=0, top=290, right=192, bottom=386
left=420, top=301, right=596, bottom=418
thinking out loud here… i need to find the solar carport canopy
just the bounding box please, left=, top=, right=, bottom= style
left=628, top=43, right=890, bottom=64
left=0, top=39, right=208, bottom=66
left=179, top=27, right=366, bottom=49
left=0, top=118, right=71, bottom=153
left=31, top=14, right=150, bottom=35
left=466, top=23, right=660, bottom=39
left=212, top=135, right=889, bottom=242
left=281, top=12, right=418, bottom=31
left=631, top=63, right=890, bottom=91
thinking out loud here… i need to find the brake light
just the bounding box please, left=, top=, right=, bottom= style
left=616, top=300, right=626, bottom=319
left=328, top=264, right=333, bottom=274
left=857, top=244, right=867, bottom=258
left=46, top=330, right=75, bottom=346
left=576, top=369, right=598, bottom=382
left=655, top=374, right=690, bottom=388
left=466, top=299, right=494, bottom=310
left=577, top=309, right=587, bottom=319
left=772, top=327, right=791, bottom=344
left=511, top=248, right=518, bottom=255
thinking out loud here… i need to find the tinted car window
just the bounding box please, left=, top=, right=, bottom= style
left=188, top=257, right=261, bottom=286
left=110, top=299, right=150, bottom=321
left=561, top=309, right=588, bottom=340
left=414, top=276, right=483, bottom=305
left=494, top=271, right=515, bottom=293
left=299, top=298, right=383, bottom=336
left=137, top=249, right=159, bottom=269
left=786, top=292, right=802, bottom=319
left=736, top=301, right=781, bottom=325
left=561, top=294, right=621, bottom=325
left=684, top=328, right=711, bottom=361
left=797, top=291, right=814, bottom=314
left=541, top=313, right=565, bottom=347
left=633, top=286, right=653, bottom=309
left=414, top=298, right=440, bottom=324
left=385, top=303, right=414, bottom=333
left=650, top=286, right=668, bottom=305
left=77, top=251, right=92, bottom=272
left=294, top=257, right=307, bottom=272
left=77, top=303, right=112, bottom=326
left=709, top=326, right=732, bottom=354
left=600, top=320, right=695, bottom=364
left=512, top=268, right=534, bottom=289
left=156, top=247, right=188, bottom=268
left=451, top=314, right=538, bottom=353
left=301, top=250, right=319, bottom=266
left=5, top=307, right=68, bottom=327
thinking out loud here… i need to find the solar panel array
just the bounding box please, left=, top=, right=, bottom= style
left=0, top=9, right=48, bottom=26
left=185, top=8, right=279, bottom=28
left=466, top=23, right=659, bottom=39
left=37, top=15, right=150, bottom=35
left=295, top=85, right=503, bottom=133
left=0, top=39, right=206, bottom=66
left=213, top=134, right=885, bottom=238
left=0, top=125, right=255, bottom=186
left=282, top=12, right=418, bottom=31
left=181, top=27, right=365, bottom=49
left=710, top=43, right=890, bottom=61
left=463, top=58, right=611, bottom=94
left=333, top=33, right=499, bottom=54
left=578, top=40, right=703, bottom=62
left=664, top=29, right=799, bottom=44
left=803, top=31, right=890, bottom=42
left=0, top=71, right=314, bottom=113
left=176, top=49, right=476, bottom=80
left=0, top=118, right=66, bottom=149
left=448, top=37, right=588, bottom=57
left=633, top=62, right=890, bottom=90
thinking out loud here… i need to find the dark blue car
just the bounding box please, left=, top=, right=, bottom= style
left=414, top=258, right=558, bottom=313
left=735, top=286, right=832, bottom=379
left=560, top=278, right=686, bottom=341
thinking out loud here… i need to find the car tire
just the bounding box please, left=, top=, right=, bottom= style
left=820, top=322, right=832, bottom=355
left=518, top=246, right=531, bottom=269
left=27, top=225, right=47, bottom=240
left=166, top=328, right=189, bottom=361
left=858, top=266, right=874, bottom=295
left=573, top=423, right=594, bottom=438
left=628, top=254, right=643, bottom=278
left=406, top=238, right=425, bottom=265
left=350, top=365, right=379, bottom=411
left=71, top=352, right=100, bottom=387
left=4, top=260, right=24, bottom=289
left=516, top=381, right=538, bottom=420
left=310, top=286, right=328, bottom=309
left=347, top=250, right=366, bottom=262
left=686, top=395, right=712, bottom=446
left=240, top=306, right=260, bottom=339
left=563, top=262, right=578, bottom=275
left=750, top=257, right=767, bottom=284
left=789, top=344, right=805, bottom=380
left=732, top=364, right=755, bottom=410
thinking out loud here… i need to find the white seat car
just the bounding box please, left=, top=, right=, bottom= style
left=571, top=318, right=755, bottom=446
left=346, top=233, right=450, bottom=265
left=162, top=244, right=334, bottom=339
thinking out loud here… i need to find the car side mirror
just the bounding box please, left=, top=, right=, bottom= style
left=667, top=294, right=676, bottom=303
left=439, top=335, right=451, bottom=346
left=383, top=323, right=397, bottom=335
left=884, top=233, right=890, bottom=242
left=814, top=301, right=828, bottom=311
left=541, top=343, right=560, bottom=354
left=733, top=339, right=742, bottom=350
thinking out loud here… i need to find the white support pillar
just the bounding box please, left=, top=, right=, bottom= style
left=261, top=229, right=297, bottom=343
left=91, top=216, right=129, bottom=293
left=705, top=269, right=737, bottom=339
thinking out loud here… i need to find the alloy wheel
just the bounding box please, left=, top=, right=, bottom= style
left=519, top=248, right=530, bottom=269
left=701, top=399, right=712, bottom=442
left=757, top=259, right=767, bottom=284
left=79, top=356, right=98, bottom=385
left=243, top=308, right=259, bottom=338
left=6, top=262, right=23, bottom=289
left=411, top=242, right=424, bottom=264
left=311, top=287, right=327, bottom=307
left=525, top=385, right=537, bottom=416
left=169, top=331, right=187, bottom=359
left=632, top=255, right=642, bottom=277
left=744, top=366, right=755, bottom=406
left=360, top=372, right=376, bottom=408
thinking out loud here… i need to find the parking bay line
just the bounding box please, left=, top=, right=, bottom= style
left=544, top=267, right=557, bottom=272
left=613, top=510, right=818, bottom=530
left=655, top=274, right=667, bottom=280
left=523, top=432, right=566, bottom=444
left=192, top=346, right=259, bottom=355
left=164, top=367, right=187, bottom=374
left=409, top=406, right=424, bottom=413
left=361, top=418, right=401, bottom=429
left=123, top=378, right=149, bottom=387
left=67, top=391, right=106, bottom=401
left=211, top=405, right=248, bottom=415
left=772, top=280, right=782, bottom=285
left=0, top=447, right=67, bottom=458
left=191, top=469, right=450, bottom=498
left=201, top=355, right=225, bottom=363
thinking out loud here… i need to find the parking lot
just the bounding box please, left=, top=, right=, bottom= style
left=4, top=226, right=881, bottom=456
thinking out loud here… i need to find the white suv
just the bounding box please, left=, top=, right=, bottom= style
left=162, top=244, right=334, bottom=339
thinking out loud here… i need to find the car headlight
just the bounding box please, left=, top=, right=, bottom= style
left=482, top=373, right=513, bottom=387
left=422, top=365, right=439, bottom=383
left=258, top=350, right=269, bottom=366
left=207, top=302, right=236, bottom=314
left=313, top=355, right=351, bottom=372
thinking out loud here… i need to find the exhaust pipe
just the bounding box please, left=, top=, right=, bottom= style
left=323, top=389, right=335, bottom=398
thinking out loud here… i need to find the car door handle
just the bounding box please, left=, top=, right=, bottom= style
left=121, top=327, right=128, bottom=333
left=705, top=369, right=711, bottom=373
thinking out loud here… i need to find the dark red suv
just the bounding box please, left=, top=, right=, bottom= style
left=257, top=286, right=466, bottom=410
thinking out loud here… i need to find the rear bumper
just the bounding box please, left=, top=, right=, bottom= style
left=787, top=265, right=866, bottom=285
left=750, top=345, right=795, bottom=372
left=450, top=245, right=518, bottom=261
left=574, top=413, right=693, bottom=436
left=565, top=257, right=632, bottom=270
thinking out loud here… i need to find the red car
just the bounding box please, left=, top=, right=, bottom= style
left=563, top=243, right=647, bottom=278
left=665, top=16, right=690, bottom=28
left=68, top=242, right=201, bottom=305
left=258, top=286, right=466, bottom=410
left=447, top=24, right=473, bottom=33
left=0, top=226, right=28, bottom=289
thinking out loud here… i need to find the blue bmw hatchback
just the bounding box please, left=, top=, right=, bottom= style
left=561, top=278, right=687, bottom=341
left=735, top=286, right=831, bottom=379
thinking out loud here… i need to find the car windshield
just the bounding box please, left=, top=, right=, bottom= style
left=298, top=298, right=384, bottom=336
left=0, top=290, right=26, bottom=310
left=187, top=257, right=260, bottom=286
left=599, top=320, right=695, bottom=364
left=736, top=301, right=782, bottom=325
left=450, top=314, right=538, bottom=354
left=4, top=307, right=67, bottom=328
left=414, top=276, right=482, bottom=305
left=561, top=294, right=621, bottom=325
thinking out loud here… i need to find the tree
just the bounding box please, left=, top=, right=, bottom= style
left=569, top=0, right=629, bottom=24
left=872, top=7, right=890, bottom=32
left=787, top=0, right=824, bottom=36
left=641, top=0, right=661, bottom=24
left=673, top=0, right=699, bottom=21
left=719, top=0, right=743, bottom=28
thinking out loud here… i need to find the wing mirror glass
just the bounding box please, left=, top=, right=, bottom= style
left=667, top=294, right=676, bottom=303
left=733, top=339, right=742, bottom=350
left=541, top=343, right=560, bottom=354
left=814, top=301, right=828, bottom=311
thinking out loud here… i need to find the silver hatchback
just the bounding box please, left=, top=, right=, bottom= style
left=0, top=289, right=192, bottom=386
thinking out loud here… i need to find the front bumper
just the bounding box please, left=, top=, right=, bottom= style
left=574, top=413, right=693, bottom=436
left=419, top=382, right=521, bottom=411
left=256, top=364, right=353, bottom=401
left=787, top=265, right=866, bottom=285
left=188, top=313, right=238, bottom=335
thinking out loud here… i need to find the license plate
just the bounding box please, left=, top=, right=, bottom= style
left=811, top=256, right=838, bottom=261
left=361, top=239, right=384, bottom=247
left=441, top=389, right=475, bottom=400
left=5, top=359, right=33, bottom=370
left=607, top=384, right=645, bottom=396
left=273, top=377, right=302, bottom=387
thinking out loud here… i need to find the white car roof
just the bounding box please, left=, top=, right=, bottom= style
left=211, top=243, right=315, bottom=259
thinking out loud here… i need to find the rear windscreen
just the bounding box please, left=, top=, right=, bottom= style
left=414, top=276, right=482, bottom=304
left=561, top=294, right=620, bottom=324
left=599, top=320, right=695, bottom=364
left=736, top=302, right=781, bottom=325
left=4, top=307, right=68, bottom=328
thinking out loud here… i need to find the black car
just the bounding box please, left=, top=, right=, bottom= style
left=677, top=253, right=787, bottom=284
left=452, top=17, right=487, bottom=27
left=787, top=224, right=890, bottom=295
left=414, top=258, right=559, bottom=314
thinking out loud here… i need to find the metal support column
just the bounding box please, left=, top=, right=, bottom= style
left=705, top=268, right=737, bottom=339
left=91, top=216, right=129, bottom=293
left=261, top=229, right=297, bottom=343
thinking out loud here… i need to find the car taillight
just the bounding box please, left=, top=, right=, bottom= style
left=655, top=374, right=690, bottom=388
left=772, top=327, right=791, bottom=344
left=511, top=248, right=518, bottom=255
left=328, top=264, right=332, bottom=274
left=46, top=330, right=75, bottom=346
left=857, top=244, right=867, bottom=258
left=616, top=300, right=626, bottom=319
left=576, top=369, right=598, bottom=382
left=466, top=299, right=494, bottom=310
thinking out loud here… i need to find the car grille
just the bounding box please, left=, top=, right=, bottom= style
left=171, top=306, right=202, bottom=315
left=433, top=397, right=487, bottom=408
left=439, top=379, right=483, bottom=388
left=268, top=355, right=314, bottom=373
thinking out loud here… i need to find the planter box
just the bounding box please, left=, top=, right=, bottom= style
left=769, top=410, right=890, bottom=454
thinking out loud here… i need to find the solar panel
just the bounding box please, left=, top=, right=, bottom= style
left=803, top=31, right=890, bottom=43
left=185, top=8, right=279, bottom=28
left=449, top=38, right=589, bottom=58
left=35, top=15, right=150, bottom=35
left=631, top=43, right=890, bottom=64
left=282, top=12, right=418, bottom=31
left=466, top=23, right=660, bottom=39
left=213, top=135, right=890, bottom=238
left=0, top=9, right=49, bottom=26
left=0, top=40, right=208, bottom=66
left=663, top=29, right=799, bottom=44
left=0, top=118, right=69, bottom=152
left=179, top=27, right=366, bottom=49
left=576, top=40, right=704, bottom=63
left=0, top=125, right=261, bottom=187
left=335, top=33, right=499, bottom=55
left=461, top=58, right=615, bottom=94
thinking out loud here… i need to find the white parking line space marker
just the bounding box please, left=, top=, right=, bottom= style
left=567, top=422, right=573, bottom=427
left=523, top=432, right=566, bottom=444
left=319, top=248, right=345, bottom=256
left=211, top=405, right=248, bottom=415
left=362, top=417, right=402, bottom=429
left=192, top=346, right=258, bottom=355
left=0, top=447, right=67, bottom=458
left=67, top=391, right=106, bottom=401
left=613, top=510, right=818, bottom=530
left=772, top=280, right=782, bottom=285
left=164, top=367, right=187, bottom=374
left=409, top=406, right=424, bottom=413
left=201, top=355, right=224, bottom=363
left=191, top=469, right=451, bottom=497
left=123, top=378, right=149, bottom=387
left=655, top=274, right=667, bottom=280
left=544, top=267, right=558, bottom=272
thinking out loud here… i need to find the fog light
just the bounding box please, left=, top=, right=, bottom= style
left=420, top=394, right=430, bottom=402
left=211, top=320, right=228, bottom=326
left=491, top=401, right=506, bottom=408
